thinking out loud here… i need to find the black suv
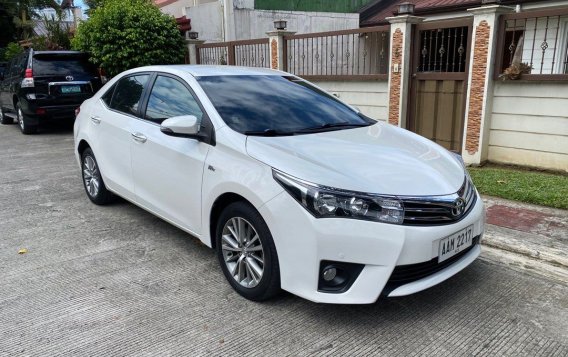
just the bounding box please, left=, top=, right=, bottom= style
left=0, top=49, right=102, bottom=134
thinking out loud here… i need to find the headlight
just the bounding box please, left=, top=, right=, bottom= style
left=273, top=170, right=404, bottom=224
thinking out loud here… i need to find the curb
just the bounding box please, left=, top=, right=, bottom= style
left=480, top=195, right=568, bottom=284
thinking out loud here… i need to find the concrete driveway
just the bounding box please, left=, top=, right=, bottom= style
left=1, top=123, right=567, bottom=356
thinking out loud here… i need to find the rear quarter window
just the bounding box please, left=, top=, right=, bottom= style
left=109, top=74, right=150, bottom=116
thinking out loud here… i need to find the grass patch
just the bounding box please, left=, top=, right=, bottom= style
left=467, top=165, right=568, bottom=210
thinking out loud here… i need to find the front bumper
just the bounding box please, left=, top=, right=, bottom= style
left=259, top=190, right=485, bottom=304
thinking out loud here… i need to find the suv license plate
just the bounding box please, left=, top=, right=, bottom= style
left=438, top=225, right=473, bottom=263
left=61, top=85, right=82, bottom=94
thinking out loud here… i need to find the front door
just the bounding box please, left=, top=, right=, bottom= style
left=130, top=74, right=209, bottom=234
left=408, top=20, right=473, bottom=152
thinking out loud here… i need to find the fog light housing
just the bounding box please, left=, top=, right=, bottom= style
left=318, top=261, right=364, bottom=293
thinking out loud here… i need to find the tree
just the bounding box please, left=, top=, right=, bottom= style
left=83, top=0, right=104, bottom=15
left=0, top=0, right=60, bottom=46
left=72, top=0, right=186, bottom=76
left=32, top=12, right=72, bottom=50
left=4, top=42, right=24, bottom=61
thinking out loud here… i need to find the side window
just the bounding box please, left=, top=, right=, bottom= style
left=10, top=54, right=24, bottom=77
left=144, top=75, right=204, bottom=124
left=101, top=84, right=116, bottom=106
left=109, top=74, right=149, bottom=116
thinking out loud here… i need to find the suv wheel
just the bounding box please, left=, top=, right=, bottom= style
left=216, top=201, right=281, bottom=301
left=81, top=148, right=115, bottom=205
left=0, top=107, right=13, bottom=125
left=16, top=102, right=37, bottom=134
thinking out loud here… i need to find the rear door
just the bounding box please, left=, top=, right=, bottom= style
left=89, top=73, right=151, bottom=200
left=0, top=58, right=14, bottom=109
left=1, top=54, right=26, bottom=112
left=31, top=52, right=102, bottom=106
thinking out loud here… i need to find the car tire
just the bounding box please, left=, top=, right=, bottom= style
left=16, top=102, right=37, bottom=134
left=0, top=107, right=13, bottom=125
left=81, top=148, right=115, bottom=205
left=216, top=201, right=281, bottom=301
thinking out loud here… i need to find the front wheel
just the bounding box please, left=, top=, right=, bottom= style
left=216, top=201, right=281, bottom=301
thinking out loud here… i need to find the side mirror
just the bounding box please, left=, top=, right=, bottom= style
left=160, top=115, right=201, bottom=138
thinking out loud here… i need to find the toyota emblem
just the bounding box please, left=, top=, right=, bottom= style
left=451, top=198, right=466, bottom=217
left=66, top=75, right=74, bottom=81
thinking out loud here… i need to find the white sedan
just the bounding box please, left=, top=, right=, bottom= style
left=74, top=65, right=485, bottom=304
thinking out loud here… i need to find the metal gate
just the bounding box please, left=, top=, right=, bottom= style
left=408, top=20, right=473, bottom=152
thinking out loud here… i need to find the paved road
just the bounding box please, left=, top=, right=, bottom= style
left=1, top=123, right=567, bottom=357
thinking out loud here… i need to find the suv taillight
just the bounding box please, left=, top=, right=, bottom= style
left=21, top=68, right=34, bottom=88
left=99, top=68, right=108, bottom=84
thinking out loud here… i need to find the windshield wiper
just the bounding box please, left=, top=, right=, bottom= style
left=244, top=129, right=295, bottom=136
left=295, top=122, right=371, bottom=133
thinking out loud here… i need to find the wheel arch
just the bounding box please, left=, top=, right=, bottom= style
left=77, top=139, right=91, bottom=157
left=209, top=192, right=253, bottom=250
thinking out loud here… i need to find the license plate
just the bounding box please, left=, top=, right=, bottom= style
left=61, top=85, right=82, bottom=94
left=438, top=225, right=473, bottom=263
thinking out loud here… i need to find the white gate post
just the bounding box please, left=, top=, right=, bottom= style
left=462, top=4, right=513, bottom=165
left=185, top=32, right=205, bottom=64
left=267, top=29, right=295, bottom=71
left=385, top=14, right=424, bottom=128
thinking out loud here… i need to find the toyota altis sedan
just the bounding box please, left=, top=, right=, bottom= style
left=74, top=65, right=484, bottom=304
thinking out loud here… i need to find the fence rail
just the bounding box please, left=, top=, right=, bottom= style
left=284, top=26, right=390, bottom=80
left=196, top=38, right=270, bottom=68
left=496, top=8, right=568, bottom=80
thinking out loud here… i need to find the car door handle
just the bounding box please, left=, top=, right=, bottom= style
left=131, top=132, right=147, bottom=143
left=90, top=116, right=101, bottom=124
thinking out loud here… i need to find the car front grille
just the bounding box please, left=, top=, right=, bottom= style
left=402, top=176, right=477, bottom=226
left=381, top=235, right=480, bottom=296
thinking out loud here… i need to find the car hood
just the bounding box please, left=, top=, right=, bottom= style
left=245, top=122, right=465, bottom=196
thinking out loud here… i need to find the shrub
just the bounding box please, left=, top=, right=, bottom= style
left=72, top=0, right=185, bottom=76
left=4, top=42, right=23, bottom=61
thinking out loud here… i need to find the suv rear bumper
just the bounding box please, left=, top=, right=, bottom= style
left=20, top=99, right=78, bottom=123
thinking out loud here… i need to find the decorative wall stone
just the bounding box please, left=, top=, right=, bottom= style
left=271, top=39, right=278, bottom=70
left=465, top=20, right=490, bottom=155
left=388, top=29, right=403, bottom=126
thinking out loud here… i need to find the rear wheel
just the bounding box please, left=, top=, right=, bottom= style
left=216, top=201, right=281, bottom=301
left=81, top=148, right=115, bottom=205
left=0, top=107, right=14, bottom=125
left=16, top=102, right=37, bottom=134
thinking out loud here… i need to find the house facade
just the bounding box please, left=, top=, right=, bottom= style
left=176, top=0, right=567, bottom=172
left=358, top=0, right=568, bottom=171
left=154, top=0, right=369, bottom=42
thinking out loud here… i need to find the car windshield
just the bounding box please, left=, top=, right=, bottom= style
left=196, top=75, right=373, bottom=135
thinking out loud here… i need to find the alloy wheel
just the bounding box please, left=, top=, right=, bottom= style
left=221, top=217, right=265, bottom=288
left=83, top=156, right=100, bottom=197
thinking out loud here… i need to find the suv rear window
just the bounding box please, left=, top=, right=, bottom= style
left=32, top=53, right=98, bottom=76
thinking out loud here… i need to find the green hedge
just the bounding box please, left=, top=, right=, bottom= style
left=254, top=0, right=372, bottom=13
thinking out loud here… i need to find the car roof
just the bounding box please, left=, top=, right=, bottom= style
left=135, top=65, right=286, bottom=78
left=32, top=50, right=88, bottom=56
